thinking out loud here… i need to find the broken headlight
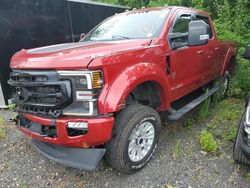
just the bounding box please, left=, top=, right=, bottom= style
left=57, top=70, right=103, bottom=116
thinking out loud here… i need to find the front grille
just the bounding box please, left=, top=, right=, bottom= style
left=11, top=75, right=35, bottom=82
left=19, top=106, right=62, bottom=118
left=10, top=73, right=48, bottom=82
left=8, top=70, right=72, bottom=118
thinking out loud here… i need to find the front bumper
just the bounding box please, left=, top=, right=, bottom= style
left=18, top=113, right=114, bottom=148
left=31, top=139, right=105, bottom=170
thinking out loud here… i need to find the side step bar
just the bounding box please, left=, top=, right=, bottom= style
left=168, top=86, right=219, bottom=121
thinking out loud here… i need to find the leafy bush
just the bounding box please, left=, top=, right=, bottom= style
left=229, top=58, right=250, bottom=98
left=200, top=130, right=218, bottom=153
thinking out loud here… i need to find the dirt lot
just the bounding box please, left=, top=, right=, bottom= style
left=0, top=98, right=250, bottom=188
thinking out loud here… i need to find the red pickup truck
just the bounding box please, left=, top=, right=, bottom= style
left=8, top=6, right=237, bottom=173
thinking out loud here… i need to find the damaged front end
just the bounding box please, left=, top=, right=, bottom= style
left=8, top=69, right=114, bottom=170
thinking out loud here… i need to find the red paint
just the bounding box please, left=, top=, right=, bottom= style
left=20, top=114, right=114, bottom=147
left=10, top=6, right=237, bottom=147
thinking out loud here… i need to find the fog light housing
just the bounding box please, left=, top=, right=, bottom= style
left=68, top=122, right=88, bottom=130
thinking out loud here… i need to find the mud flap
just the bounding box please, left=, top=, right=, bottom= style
left=31, top=139, right=105, bottom=171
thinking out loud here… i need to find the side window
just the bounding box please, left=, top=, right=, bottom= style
left=172, top=15, right=191, bottom=33
left=169, top=14, right=191, bottom=49
left=194, top=15, right=213, bottom=38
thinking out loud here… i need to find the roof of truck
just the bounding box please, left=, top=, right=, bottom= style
left=128, top=6, right=209, bottom=17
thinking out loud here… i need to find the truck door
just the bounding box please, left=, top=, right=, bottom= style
left=167, top=12, right=207, bottom=100
left=193, top=14, right=220, bottom=83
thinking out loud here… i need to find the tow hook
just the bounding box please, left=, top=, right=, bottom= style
left=9, top=116, right=19, bottom=125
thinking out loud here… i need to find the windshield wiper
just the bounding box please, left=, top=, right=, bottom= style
left=112, top=35, right=131, bottom=40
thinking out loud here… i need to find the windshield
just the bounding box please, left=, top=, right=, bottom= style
left=82, top=9, right=170, bottom=41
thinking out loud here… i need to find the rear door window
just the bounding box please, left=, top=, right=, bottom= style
left=194, top=15, right=213, bottom=38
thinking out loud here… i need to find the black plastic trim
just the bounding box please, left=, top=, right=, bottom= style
left=31, top=139, right=105, bottom=171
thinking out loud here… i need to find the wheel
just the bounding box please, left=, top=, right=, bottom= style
left=233, top=112, right=250, bottom=165
left=220, top=71, right=230, bottom=98
left=213, top=71, right=230, bottom=100
left=105, top=104, right=161, bottom=173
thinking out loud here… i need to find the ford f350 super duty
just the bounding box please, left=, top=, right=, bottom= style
left=8, top=6, right=237, bottom=173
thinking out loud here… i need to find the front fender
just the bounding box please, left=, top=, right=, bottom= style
left=99, top=63, right=171, bottom=114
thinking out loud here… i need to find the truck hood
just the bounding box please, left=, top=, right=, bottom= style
left=10, top=39, right=152, bottom=70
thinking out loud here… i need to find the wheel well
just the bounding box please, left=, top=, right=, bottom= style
left=125, top=81, right=161, bottom=109
left=227, top=56, right=236, bottom=75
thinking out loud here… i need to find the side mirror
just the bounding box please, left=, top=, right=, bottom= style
left=80, top=33, right=85, bottom=40
left=188, top=20, right=209, bottom=46
left=244, top=46, right=250, bottom=59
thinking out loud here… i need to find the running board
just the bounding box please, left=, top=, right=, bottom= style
left=168, top=87, right=219, bottom=121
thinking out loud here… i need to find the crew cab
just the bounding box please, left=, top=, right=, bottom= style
left=8, top=6, right=237, bottom=173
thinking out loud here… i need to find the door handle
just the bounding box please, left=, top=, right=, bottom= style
left=196, top=50, right=204, bottom=55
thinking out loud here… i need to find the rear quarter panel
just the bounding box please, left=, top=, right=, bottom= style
left=219, top=41, right=238, bottom=75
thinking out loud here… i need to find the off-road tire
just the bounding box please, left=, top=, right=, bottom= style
left=233, top=112, right=250, bottom=165
left=105, top=104, right=161, bottom=173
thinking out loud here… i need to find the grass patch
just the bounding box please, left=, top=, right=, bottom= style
left=0, top=116, right=6, bottom=139
left=183, top=118, right=195, bottom=129
left=196, top=90, right=211, bottom=122
left=246, top=172, right=250, bottom=180
left=200, top=130, right=218, bottom=153
left=172, top=139, right=181, bottom=160
left=7, top=103, right=16, bottom=110
left=207, top=98, right=243, bottom=143
left=0, top=127, right=6, bottom=139
left=166, top=184, right=174, bottom=188
left=0, top=116, right=4, bottom=125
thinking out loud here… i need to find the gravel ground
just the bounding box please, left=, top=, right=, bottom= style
left=0, top=101, right=250, bottom=188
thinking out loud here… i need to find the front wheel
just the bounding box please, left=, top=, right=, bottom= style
left=233, top=112, right=250, bottom=165
left=105, top=104, right=161, bottom=173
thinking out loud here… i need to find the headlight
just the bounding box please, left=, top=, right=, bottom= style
left=57, top=70, right=103, bottom=116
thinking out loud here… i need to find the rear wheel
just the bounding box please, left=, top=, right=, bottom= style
left=221, top=71, right=230, bottom=98
left=213, top=70, right=230, bottom=100
left=105, top=104, right=161, bottom=173
left=233, top=112, right=250, bottom=165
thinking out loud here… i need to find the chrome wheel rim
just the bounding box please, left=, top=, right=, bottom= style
left=222, top=77, right=229, bottom=96
left=128, top=121, right=155, bottom=162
